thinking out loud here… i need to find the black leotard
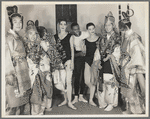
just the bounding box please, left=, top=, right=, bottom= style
left=85, top=37, right=100, bottom=66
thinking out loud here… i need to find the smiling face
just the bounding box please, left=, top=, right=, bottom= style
left=72, top=25, right=80, bottom=36
left=12, top=16, right=22, bottom=32
left=87, top=25, right=95, bottom=35
left=28, top=29, right=37, bottom=42
left=105, top=20, right=114, bottom=33
left=59, top=21, right=67, bottom=31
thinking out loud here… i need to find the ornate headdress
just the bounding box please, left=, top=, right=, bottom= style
left=120, top=9, right=134, bottom=24
left=119, top=9, right=134, bottom=30
left=6, top=5, right=23, bottom=29
left=24, top=20, right=41, bottom=43
left=105, top=11, right=115, bottom=24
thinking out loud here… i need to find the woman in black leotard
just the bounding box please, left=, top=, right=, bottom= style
left=84, top=23, right=100, bottom=107
left=52, top=19, right=76, bottom=110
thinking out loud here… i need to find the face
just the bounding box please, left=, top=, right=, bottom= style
left=59, top=21, right=67, bottom=31
left=12, top=16, right=22, bottom=32
left=105, top=20, right=114, bottom=33
left=87, top=25, right=95, bottom=35
left=72, top=25, right=80, bottom=36
left=28, top=29, right=37, bottom=42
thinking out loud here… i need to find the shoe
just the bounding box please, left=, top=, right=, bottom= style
left=72, top=96, right=78, bottom=104
left=68, top=102, right=77, bottom=110
left=58, top=100, right=67, bottom=107
left=79, top=96, right=88, bottom=103
left=104, top=104, right=113, bottom=111
left=99, top=104, right=107, bottom=109
left=89, top=100, right=97, bottom=106
left=72, top=98, right=78, bottom=104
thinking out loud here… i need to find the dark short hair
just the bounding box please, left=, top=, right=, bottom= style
left=71, top=22, right=79, bottom=29
left=86, top=22, right=95, bottom=30
left=58, top=18, right=67, bottom=24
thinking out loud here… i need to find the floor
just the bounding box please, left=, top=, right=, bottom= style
left=45, top=87, right=123, bottom=115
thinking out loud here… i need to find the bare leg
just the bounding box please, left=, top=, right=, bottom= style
left=65, top=60, right=76, bottom=110
left=58, top=91, right=67, bottom=107
left=84, top=63, right=96, bottom=106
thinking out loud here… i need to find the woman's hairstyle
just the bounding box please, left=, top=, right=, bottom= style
left=103, top=11, right=119, bottom=34
left=118, top=9, right=134, bottom=30
left=71, top=22, right=79, bottom=29
left=26, top=20, right=37, bottom=33
left=104, top=11, right=115, bottom=26
left=86, top=22, right=95, bottom=30
left=6, top=5, right=23, bottom=29
left=58, top=18, right=67, bottom=24
left=35, top=20, right=47, bottom=38
left=24, top=20, right=41, bottom=43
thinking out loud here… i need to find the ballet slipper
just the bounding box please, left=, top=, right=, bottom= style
left=58, top=100, right=67, bottom=107
left=104, top=104, right=113, bottom=111
left=89, top=100, right=97, bottom=106
left=68, top=102, right=77, bottom=110
left=99, top=104, right=107, bottom=109
left=79, top=96, right=88, bottom=103
left=72, top=97, right=78, bottom=104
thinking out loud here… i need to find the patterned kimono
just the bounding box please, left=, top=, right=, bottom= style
left=5, top=29, right=31, bottom=115
left=95, top=31, right=121, bottom=107
left=51, top=35, right=67, bottom=92
left=120, top=29, right=145, bottom=114
left=24, top=38, right=53, bottom=115
left=40, top=33, right=66, bottom=91
left=40, top=33, right=63, bottom=71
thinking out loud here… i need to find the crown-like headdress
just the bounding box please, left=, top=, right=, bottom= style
left=120, top=9, right=134, bottom=24
left=7, top=5, right=22, bottom=18
left=105, top=11, right=115, bottom=24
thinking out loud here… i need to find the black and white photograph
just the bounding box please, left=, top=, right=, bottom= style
left=1, top=1, right=149, bottom=117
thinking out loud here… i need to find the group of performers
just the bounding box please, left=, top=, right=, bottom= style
left=5, top=5, right=146, bottom=115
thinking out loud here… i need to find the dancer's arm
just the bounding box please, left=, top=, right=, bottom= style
left=70, top=36, right=74, bottom=70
